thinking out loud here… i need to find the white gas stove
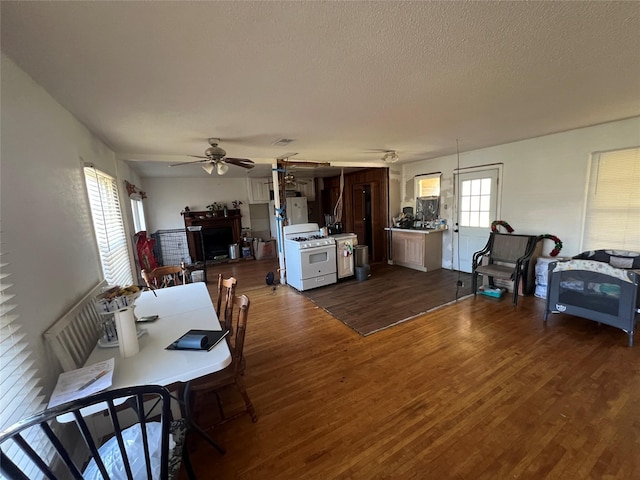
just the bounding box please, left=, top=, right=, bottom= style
left=283, top=223, right=337, bottom=291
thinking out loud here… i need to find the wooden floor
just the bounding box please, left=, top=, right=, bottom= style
left=302, top=264, right=473, bottom=335
left=184, top=259, right=640, bottom=479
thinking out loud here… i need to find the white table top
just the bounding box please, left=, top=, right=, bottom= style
left=58, top=282, right=231, bottom=422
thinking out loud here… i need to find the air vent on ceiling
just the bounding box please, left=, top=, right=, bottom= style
left=272, top=138, right=295, bottom=146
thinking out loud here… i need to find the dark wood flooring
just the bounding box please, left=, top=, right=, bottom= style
left=303, top=263, right=472, bottom=335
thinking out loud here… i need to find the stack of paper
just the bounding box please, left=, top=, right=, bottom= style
left=48, top=358, right=114, bottom=408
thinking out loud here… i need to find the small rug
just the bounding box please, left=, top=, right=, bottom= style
left=302, top=264, right=473, bottom=336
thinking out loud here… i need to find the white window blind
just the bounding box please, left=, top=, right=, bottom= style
left=84, top=166, right=133, bottom=286
left=583, top=147, right=640, bottom=252
left=0, top=252, right=52, bottom=479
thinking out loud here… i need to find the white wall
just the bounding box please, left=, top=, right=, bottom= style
left=0, top=54, right=138, bottom=391
left=401, top=117, right=640, bottom=268
left=141, top=176, right=251, bottom=232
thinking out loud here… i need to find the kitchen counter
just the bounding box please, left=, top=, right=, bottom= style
left=385, top=227, right=446, bottom=271
left=385, top=227, right=448, bottom=234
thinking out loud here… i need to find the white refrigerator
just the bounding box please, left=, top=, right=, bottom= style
left=286, top=197, right=308, bottom=225
left=269, top=197, right=309, bottom=239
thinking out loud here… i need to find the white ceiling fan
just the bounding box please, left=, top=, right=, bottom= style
left=284, top=173, right=308, bottom=186
left=264, top=173, right=308, bottom=188
left=169, top=138, right=255, bottom=175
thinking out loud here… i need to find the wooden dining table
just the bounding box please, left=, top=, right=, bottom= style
left=58, top=282, right=231, bottom=422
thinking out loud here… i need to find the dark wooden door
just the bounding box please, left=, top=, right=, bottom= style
left=353, top=183, right=374, bottom=261
left=322, top=168, right=388, bottom=263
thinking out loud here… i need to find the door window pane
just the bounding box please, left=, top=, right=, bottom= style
left=460, top=177, right=494, bottom=228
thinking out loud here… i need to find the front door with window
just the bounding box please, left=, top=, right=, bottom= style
left=453, top=168, right=500, bottom=273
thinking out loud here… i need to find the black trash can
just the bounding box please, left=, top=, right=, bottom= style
left=355, top=264, right=371, bottom=281
left=354, top=245, right=369, bottom=267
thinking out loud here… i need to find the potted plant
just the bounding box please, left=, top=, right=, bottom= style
left=229, top=200, right=243, bottom=215
left=207, top=202, right=222, bottom=217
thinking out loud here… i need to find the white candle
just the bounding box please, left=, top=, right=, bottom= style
left=114, top=307, right=139, bottom=357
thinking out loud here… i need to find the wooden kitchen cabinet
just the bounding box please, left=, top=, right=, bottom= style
left=389, top=228, right=444, bottom=271
left=296, top=179, right=315, bottom=201
left=247, top=177, right=271, bottom=204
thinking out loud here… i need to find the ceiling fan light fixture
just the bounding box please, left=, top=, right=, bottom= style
left=382, top=151, right=399, bottom=163
left=205, top=145, right=226, bottom=158
left=202, top=163, right=215, bottom=175
left=216, top=162, right=229, bottom=175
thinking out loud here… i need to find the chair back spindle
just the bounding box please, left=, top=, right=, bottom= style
left=0, top=385, right=184, bottom=480
left=215, top=274, right=237, bottom=332
left=142, top=265, right=185, bottom=289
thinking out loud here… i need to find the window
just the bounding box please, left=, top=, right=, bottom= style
left=415, top=173, right=441, bottom=221
left=582, top=147, right=640, bottom=251
left=130, top=198, right=147, bottom=233
left=0, top=253, right=52, bottom=478
left=84, top=166, right=133, bottom=286
left=415, top=173, right=441, bottom=197
left=459, top=177, right=492, bottom=228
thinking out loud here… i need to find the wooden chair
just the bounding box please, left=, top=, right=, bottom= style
left=0, top=385, right=193, bottom=480
left=215, top=274, right=237, bottom=332
left=185, top=294, right=257, bottom=429
left=142, top=265, right=185, bottom=289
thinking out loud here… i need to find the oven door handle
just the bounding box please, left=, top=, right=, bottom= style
left=297, top=245, right=336, bottom=254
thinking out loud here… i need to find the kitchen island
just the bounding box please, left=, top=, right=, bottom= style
left=385, top=227, right=447, bottom=272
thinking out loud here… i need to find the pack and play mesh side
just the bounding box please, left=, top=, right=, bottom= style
left=151, top=229, right=191, bottom=266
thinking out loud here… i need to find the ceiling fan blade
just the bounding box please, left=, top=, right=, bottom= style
left=364, top=149, right=395, bottom=153
left=225, top=157, right=255, bottom=169
left=169, top=158, right=211, bottom=167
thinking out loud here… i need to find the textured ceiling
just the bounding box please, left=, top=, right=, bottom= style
left=2, top=1, right=639, bottom=179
